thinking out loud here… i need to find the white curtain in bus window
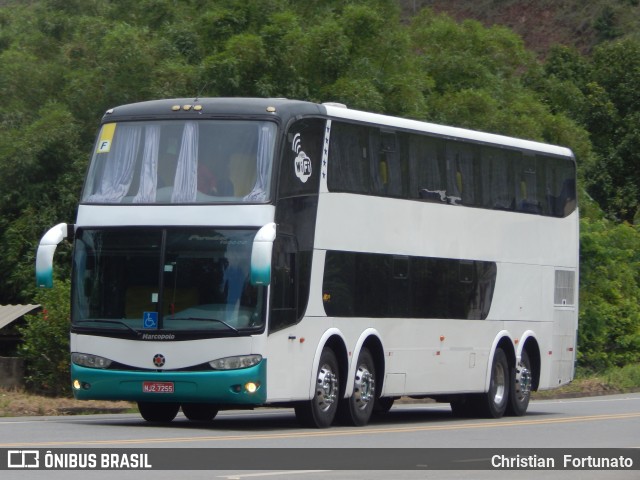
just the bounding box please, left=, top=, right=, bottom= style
left=171, top=121, right=199, bottom=203
left=132, top=125, right=161, bottom=203
left=86, top=125, right=142, bottom=203
left=244, top=124, right=274, bottom=201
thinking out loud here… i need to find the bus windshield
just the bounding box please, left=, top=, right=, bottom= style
left=72, top=228, right=265, bottom=335
left=82, top=120, right=277, bottom=204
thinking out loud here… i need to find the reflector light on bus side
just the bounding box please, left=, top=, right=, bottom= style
left=36, top=223, right=71, bottom=288
left=250, top=222, right=276, bottom=286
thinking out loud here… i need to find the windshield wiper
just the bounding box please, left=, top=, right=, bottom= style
left=75, top=319, right=141, bottom=336
left=165, top=316, right=240, bottom=334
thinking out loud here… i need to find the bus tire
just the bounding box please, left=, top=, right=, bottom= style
left=507, top=350, right=532, bottom=416
left=182, top=403, right=219, bottom=421
left=337, top=348, right=376, bottom=426
left=294, top=348, right=340, bottom=428
left=137, top=402, right=180, bottom=422
left=477, top=348, right=509, bottom=418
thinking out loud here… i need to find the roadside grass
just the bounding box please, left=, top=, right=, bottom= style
left=0, top=389, right=134, bottom=417
left=1, top=364, right=638, bottom=417
left=532, top=363, right=640, bottom=399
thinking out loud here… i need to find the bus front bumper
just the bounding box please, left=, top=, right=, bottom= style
left=70, top=360, right=267, bottom=405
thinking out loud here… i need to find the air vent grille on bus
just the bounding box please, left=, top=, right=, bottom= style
left=554, top=270, right=575, bottom=306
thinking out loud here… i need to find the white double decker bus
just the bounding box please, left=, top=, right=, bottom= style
left=37, top=98, right=578, bottom=428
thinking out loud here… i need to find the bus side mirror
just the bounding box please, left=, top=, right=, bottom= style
left=250, top=223, right=276, bottom=286
left=36, top=223, right=71, bottom=288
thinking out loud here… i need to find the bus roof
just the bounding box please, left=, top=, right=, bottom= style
left=102, top=98, right=574, bottom=159
left=102, top=97, right=323, bottom=123
left=322, top=104, right=574, bottom=159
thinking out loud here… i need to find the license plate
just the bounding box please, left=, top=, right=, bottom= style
left=142, top=381, right=174, bottom=393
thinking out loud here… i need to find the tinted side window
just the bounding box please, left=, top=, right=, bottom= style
left=328, top=122, right=406, bottom=197
left=540, top=155, right=577, bottom=217
left=480, top=147, right=514, bottom=211
left=514, top=153, right=541, bottom=214
left=322, top=251, right=496, bottom=320
left=445, top=141, right=478, bottom=206
left=269, top=235, right=298, bottom=333
left=371, top=130, right=405, bottom=197
left=406, top=134, right=447, bottom=202
left=327, top=122, right=369, bottom=194
left=327, top=120, right=576, bottom=217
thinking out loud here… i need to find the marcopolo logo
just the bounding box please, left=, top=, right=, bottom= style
left=152, top=354, right=166, bottom=367
left=8, top=450, right=39, bottom=469
left=141, top=333, right=175, bottom=340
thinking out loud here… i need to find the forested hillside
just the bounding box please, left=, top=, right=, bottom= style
left=415, top=0, right=640, bottom=56
left=1, top=0, right=639, bottom=372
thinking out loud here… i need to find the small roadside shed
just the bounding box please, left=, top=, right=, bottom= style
left=0, top=304, right=41, bottom=388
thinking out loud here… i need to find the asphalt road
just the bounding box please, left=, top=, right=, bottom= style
left=1, top=393, right=639, bottom=479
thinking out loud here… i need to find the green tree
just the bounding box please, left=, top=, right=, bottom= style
left=571, top=39, right=640, bottom=222
left=594, top=5, right=622, bottom=42
left=579, top=218, right=640, bottom=370
left=18, top=280, right=72, bottom=396
left=0, top=103, right=83, bottom=302
left=410, top=11, right=532, bottom=95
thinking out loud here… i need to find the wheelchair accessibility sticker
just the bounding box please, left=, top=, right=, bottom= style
left=143, top=312, right=158, bottom=329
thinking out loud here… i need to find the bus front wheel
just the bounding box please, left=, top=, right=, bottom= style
left=137, top=402, right=180, bottom=422
left=294, top=348, right=340, bottom=428
left=182, top=403, right=219, bottom=421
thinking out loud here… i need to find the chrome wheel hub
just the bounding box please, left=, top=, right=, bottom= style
left=353, top=365, right=375, bottom=411
left=516, top=362, right=532, bottom=400
left=315, top=363, right=338, bottom=412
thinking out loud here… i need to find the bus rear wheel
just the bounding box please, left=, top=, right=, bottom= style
left=137, top=402, right=180, bottom=422
left=294, top=348, right=340, bottom=428
left=507, top=350, right=532, bottom=416
left=476, top=348, right=509, bottom=418
left=338, top=348, right=376, bottom=426
left=182, top=403, right=219, bottom=421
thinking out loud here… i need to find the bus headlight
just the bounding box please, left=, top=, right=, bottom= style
left=209, top=354, right=262, bottom=370
left=71, top=352, right=112, bottom=369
